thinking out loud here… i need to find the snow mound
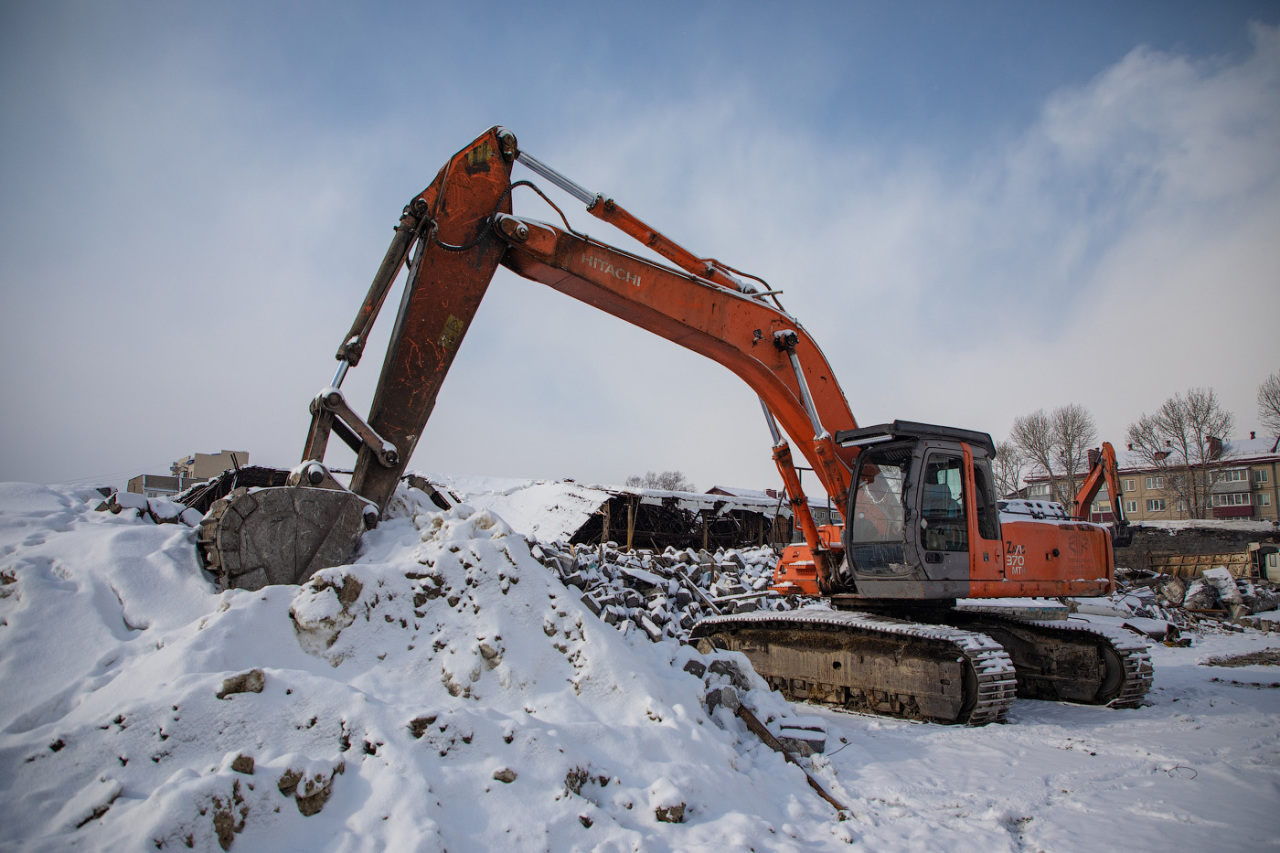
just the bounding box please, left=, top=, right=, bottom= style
left=424, top=475, right=611, bottom=543
left=0, top=484, right=847, bottom=851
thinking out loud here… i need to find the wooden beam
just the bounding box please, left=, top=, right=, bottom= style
left=626, top=497, right=636, bottom=551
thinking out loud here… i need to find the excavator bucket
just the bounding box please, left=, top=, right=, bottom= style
left=198, top=487, right=372, bottom=590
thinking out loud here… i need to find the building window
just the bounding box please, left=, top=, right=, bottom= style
left=1124, top=500, right=1137, bottom=514
left=1123, top=479, right=1135, bottom=492
left=1212, top=493, right=1252, bottom=507
left=1217, top=469, right=1247, bottom=483
left=1147, top=498, right=1166, bottom=512
left=1255, top=469, right=1270, bottom=484
left=1262, top=493, right=1273, bottom=507
left=1144, top=476, right=1165, bottom=490
left=1175, top=500, right=1186, bottom=512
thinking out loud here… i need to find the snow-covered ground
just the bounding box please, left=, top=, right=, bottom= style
left=1132, top=518, right=1280, bottom=535
left=1, top=482, right=1277, bottom=851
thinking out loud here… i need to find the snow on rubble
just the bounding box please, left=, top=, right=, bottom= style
left=1, top=480, right=1279, bottom=852
left=425, top=473, right=793, bottom=548
left=424, top=474, right=613, bottom=544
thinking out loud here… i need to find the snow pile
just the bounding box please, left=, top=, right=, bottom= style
left=423, top=475, right=612, bottom=544
left=3, top=481, right=1280, bottom=851
left=0, top=484, right=848, bottom=851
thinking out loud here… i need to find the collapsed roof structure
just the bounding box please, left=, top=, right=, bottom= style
left=413, top=474, right=819, bottom=552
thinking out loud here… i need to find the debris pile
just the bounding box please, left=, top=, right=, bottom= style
left=1109, top=565, right=1279, bottom=632
left=95, top=489, right=203, bottom=527
left=528, top=541, right=796, bottom=643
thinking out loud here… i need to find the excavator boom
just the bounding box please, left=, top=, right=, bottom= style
left=492, top=213, right=857, bottom=504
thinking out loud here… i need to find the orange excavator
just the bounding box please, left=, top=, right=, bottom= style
left=992, top=441, right=1131, bottom=549
left=1071, top=442, right=1132, bottom=546
left=191, top=127, right=1150, bottom=724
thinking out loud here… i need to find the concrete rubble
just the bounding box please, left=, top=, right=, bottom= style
left=95, top=489, right=204, bottom=527
left=528, top=540, right=798, bottom=644
left=1102, top=564, right=1280, bottom=636
left=527, top=537, right=831, bottom=761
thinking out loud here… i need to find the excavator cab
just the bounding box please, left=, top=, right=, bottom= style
left=835, top=421, right=1002, bottom=601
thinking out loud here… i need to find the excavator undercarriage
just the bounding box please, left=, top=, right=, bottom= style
left=691, top=607, right=1152, bottom=725
left=945, top=611, right=1153, bottom=708
left=185, top=126, right=1154, bottom=726
left=692, top=610, right=1018, bottom=725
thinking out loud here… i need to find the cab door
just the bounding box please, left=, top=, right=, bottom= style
left=842, top=437, right=979, bottom=599
left=914, top=445, right=971, bottom=582
left=960, top=442, right=1004, bottom=583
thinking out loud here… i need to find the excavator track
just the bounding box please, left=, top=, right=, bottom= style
left=946, top=612, right=1153, bottom=708
left=196, top=486, right=372, bottom=591
left=690, top=611, right=1017, bottom=726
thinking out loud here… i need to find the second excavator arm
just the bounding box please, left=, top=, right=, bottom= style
left=1070, top=441, right=1132, bottom=546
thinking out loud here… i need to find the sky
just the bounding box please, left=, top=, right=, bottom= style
left=2, top=1, right=1279, bottom=498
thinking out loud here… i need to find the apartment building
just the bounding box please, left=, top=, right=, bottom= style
left=127, top=450, right=250, bottom=498
left=171, top=450, right=250, bottom=480
left=1020, top=433, right=1280, bottom=524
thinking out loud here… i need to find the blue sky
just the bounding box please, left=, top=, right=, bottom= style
left=2, top=1, right=1279, bottom=495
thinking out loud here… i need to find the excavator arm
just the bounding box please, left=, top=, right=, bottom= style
left=494, top=218, right=856, bottom=490
left=324, top=126, right=865, bottom=514
left=198, top=126, right=857, bottom=589
left=491, top=208, right=862, bottom=588
left=1070, top=441, right=1131, bottom=546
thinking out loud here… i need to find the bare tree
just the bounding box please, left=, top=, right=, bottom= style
left=1010, top=404, right=1097, bottom=504
left=625, top=470, right=695, bottom=492
left=1051, top=403, right=1098, bottom=506
left=1259, top=370, right=1280, bottom=437
left=993, top=440, right=1027, bottom=498
left=1010, top=409, right=1057, bottom=501
left=1126, top=387, right=1235, bottom=519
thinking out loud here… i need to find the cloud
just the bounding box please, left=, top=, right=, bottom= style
left=451, top=24, right=1280, bottom=489
left=3, top=10, right=1277, bottom=499
left=959, top=23, right=1280, bottom=438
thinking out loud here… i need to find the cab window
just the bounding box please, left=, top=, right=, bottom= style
left=921, top=453, right=968, bottom=552
left=972, top=457, right=1000, bottom=541
left=847, top=447, right=909, bottom=573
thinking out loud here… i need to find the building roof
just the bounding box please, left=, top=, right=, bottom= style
left=706, top=485, right=774, bottom=500
left=708, top=485, right=836, bottom=511
left=1115, top=434, right=1280, bottom=472
left=1023, top=434, right=1280, bottom=483
left=421, top=474, right=799, bottom=544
